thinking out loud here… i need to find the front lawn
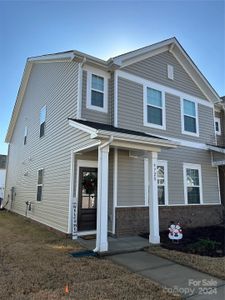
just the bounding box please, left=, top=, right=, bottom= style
left=0, top=211, right=181, bottom=300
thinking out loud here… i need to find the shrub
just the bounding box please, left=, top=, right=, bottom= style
left=187, top=239, right=221, bottom=256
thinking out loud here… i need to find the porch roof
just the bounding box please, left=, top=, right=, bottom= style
left=207, top=144, right=225, bottom=154
left=207, top=144, right=225, bottom=166
left=68, top=118, right=179, bottom=150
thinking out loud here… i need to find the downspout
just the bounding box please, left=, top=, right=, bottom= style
left=93, top=135, right=114, bottom=252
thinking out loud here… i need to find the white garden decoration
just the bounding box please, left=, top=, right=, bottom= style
left=168, top=222, right=183, bottom=241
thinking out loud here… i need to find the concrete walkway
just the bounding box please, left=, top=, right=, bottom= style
left=78, top=236, right=149, bottom=254
left=109, top=251, right=225, bottom=299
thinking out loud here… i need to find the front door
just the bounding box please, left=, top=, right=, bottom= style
left=78, top=167, right=97, bottom=231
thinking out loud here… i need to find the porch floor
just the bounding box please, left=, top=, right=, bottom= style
left=78, top=235, right=150, bottom=254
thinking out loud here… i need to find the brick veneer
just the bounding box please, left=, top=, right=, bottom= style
left=115, top=205, right=224, bottom=237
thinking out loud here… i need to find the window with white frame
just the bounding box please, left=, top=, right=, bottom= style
left=146, top=87, right=165, bottom=129
left=182, top=99, right=198, bottom=134
left=157, top=161, right=168, bottom=205
left=86, top=69, right=108, bottom=112
left=40, top=105, right=46, bottom=138
left=24, top=126, right=28, bottom=145
left=183, top=164, right=202, bottom=204
left=215, top=117, right=221, bottom=135
left=37, top=169, right=44, bottom=201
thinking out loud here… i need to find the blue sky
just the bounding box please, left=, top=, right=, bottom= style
left=0, top=0, right=224, bottom=154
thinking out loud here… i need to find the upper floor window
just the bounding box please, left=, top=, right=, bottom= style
left=24, top=126, right=28, bottom=145
left=157, top=161, right=168, bottom=205
left=86, top=68, right=108, bottom=113
left=40, top=105, right=46, bottom=138
left=145, top=87, right=165, bottom=129
left=215, top=117, right=221, bottom=135
left=182, top=99, right=198, bottom=136
left=37, top=169, right=44, bottom=202
left=91, top=75, right=104, bottom=107
left=183, top=163, right=202, bottom=204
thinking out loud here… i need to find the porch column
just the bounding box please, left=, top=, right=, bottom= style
left=95, top=145, right=109, bottom=252
left=148, top=151, right=160, bottom=244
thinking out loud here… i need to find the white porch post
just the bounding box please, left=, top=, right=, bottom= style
left=95, top=145, right=109, bottom=252
left=148, top=151, right=160, bottom=244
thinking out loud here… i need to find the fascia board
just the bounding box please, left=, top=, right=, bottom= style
left=27, top=52, right=75, bottom=62
left=5, top=62, right=33, bottom=143
left=208, top=145, right=225, bottom=154
left=171, top=42, right=221, bottom=104
left=68, top=120, right=97, bottom=135
left=113, top=38, right=176, bottom=66
left=96, top=130, right=179, bottom=148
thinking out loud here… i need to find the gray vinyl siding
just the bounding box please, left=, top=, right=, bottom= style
left=81, top=70, right=112, bottom=124
left=123, top=51, right=206, bottom=100
left=158, top=147, right=220, bottom=204
left=117, top=150, right=145, bottom=206
left=118, top=77, right=215, bottom=144
left=5, top=61, right=98, bottom=233
left=117, top=147, right=220, bottom=207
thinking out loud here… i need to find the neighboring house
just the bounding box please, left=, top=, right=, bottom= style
left=0, top=154, right=7, bottom=203
left=5, top=37, right=224, bottom=252
left=213, top=96, right=225, bottom=208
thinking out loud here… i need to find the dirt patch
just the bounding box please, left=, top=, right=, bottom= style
left=0, top=211, right=181, bottom=300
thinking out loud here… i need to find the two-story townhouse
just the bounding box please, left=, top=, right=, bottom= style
left=4, top=37, right=223, bottom=252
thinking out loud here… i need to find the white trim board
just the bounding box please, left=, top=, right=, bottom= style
left=77, top=230, right=96, bottom=236
left=147, top=133, right=209, bottom=150
left=214, top=117, right=221, bottom=136
left=75, top=160, right=98, bottom=201
left=76, top=63, right=83, bottom=119
left=157, top=160, right=169, bottom=206
left=143, top=85, right=166, bottom=130
left=117, top=70, right=213, bottom=108
left=115, top=203, right=221, bottom=208
left=112, top=148, right=118, bottom=234
left=183, top=163, right=203, bottom=205
left=114, top=70, right=118, bottom=127
left=181, top=98, right=199, bottom=137
left=84, top=64, right=110, bottom=113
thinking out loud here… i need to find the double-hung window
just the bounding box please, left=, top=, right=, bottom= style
left=37, top=169, right=44, bottom=202
left=40, top=105, right=46, bottom=138
left=91, top=74, right=104, bottom=108
left=182, top=99, right=198, bottom=135
left=183, top=163, right=202, bottom=204
left=157, top=161, right=168, bottom=205
left=146, top=87, right=165, bottom=129
left=86, top=68, right=108, bottom=113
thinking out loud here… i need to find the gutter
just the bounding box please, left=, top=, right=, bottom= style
left=93, top=136, right=114, bottom=253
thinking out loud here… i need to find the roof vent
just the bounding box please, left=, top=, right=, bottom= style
left=167, top=64, right=174, bottom=80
